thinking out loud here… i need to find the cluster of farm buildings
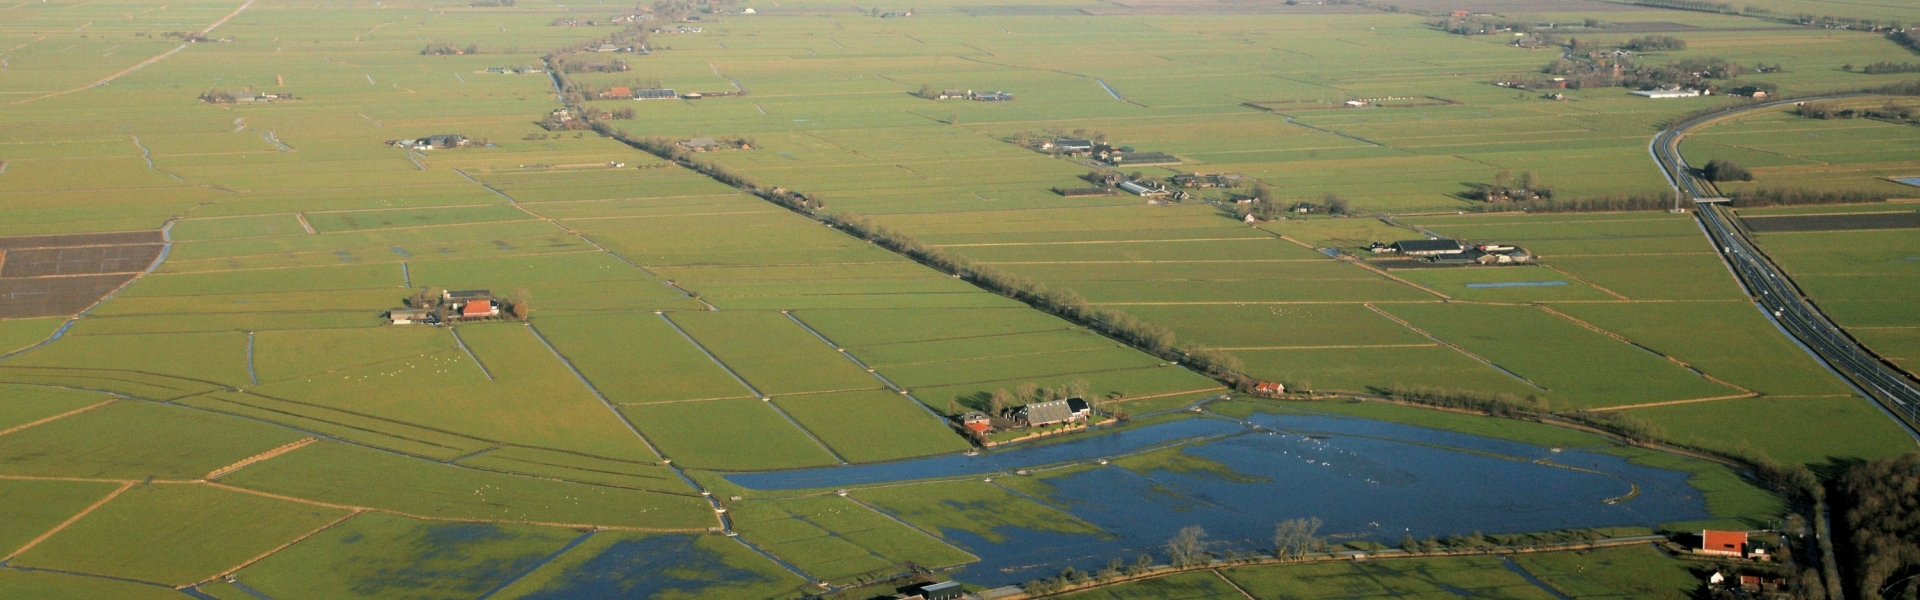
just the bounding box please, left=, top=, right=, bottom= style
left=931, top=89, right=1013, bottom=101
left=1371, top=238, right=1535, bottom=265
left=956, top=397, right=1094, bottom=440
left=598, top=87, right=686, bottom=100
left=1041, top=138, right=1180, bottom=167
left=387, top=289, right=503, bottom=325
left=386, top=134, right=470, bottom=150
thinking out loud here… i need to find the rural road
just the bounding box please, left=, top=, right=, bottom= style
left=1650, top=96, right=1920, bottom=438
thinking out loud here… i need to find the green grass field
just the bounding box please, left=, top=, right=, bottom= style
left=12, top=483, right=351, bottom=586
left=0, top=0, right=1914, bottom=594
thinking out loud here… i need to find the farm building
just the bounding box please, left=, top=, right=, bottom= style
left=934, top=89, right=1012, bottom=101
left=444, top=289, right=492, bottom=303
left=601, top=86, right=633, bottom=99
left=959, top=412, right=992, bottom=434
left=388, top=135, right=469, bottom=150
left=1099, top=148, right=1179, bottom=167
left=461, top=299, right=501, bottom=318
left=1016, top=397, right=1091, bottom=427
left=1389, top=239, right=1466, bottom=256
left=681, top=137, right=720, bottom=151
left=1631, top=88, right=1703, bottom=99
left=633, top=88, right=678, bottom=100
left=387, top=308, right=433, bottom=325
left=1252, top=382, right=1285, bottom=395
left=1052, top=139, right=1094, bottom=153
left=1170, top=173, right=1241, bottom=188
left=1696, top=530, right=1747, bottom=557
left=891, top=581, right=963, bottom=600
left=1052, top=187, right=1114, bottom=197
left=1118, top=180, right=1168, bottom=197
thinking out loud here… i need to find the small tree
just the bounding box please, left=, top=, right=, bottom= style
left=1166, top=525, right=1209, bottom=568
left=1274, top=517, right=1324, bottom=560
left=1702, top=158, right=1753, bottom=182
left=1322, top=193, right=1351, bottom=216
left=509, top=288, right=531, bottom=320
left=918, top=83, right=931, bottom=98
left=1015, top=382, right=1040, bottom=403
left=990, top=389, right=1012, bottom=415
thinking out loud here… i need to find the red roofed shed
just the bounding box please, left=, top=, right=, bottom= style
left=462, top=299, right=496, bottom=318
left=1698, top=530, right=1747, bottom=557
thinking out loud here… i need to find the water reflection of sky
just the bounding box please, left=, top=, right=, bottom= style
left=727, top=409, right=1713, bottom=588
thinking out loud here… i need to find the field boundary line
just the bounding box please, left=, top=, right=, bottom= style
left=649, top=314, right=853, bottom=465
left=8, top=45, right=186, bottom=105
left=931, top=237, right=1264, bottom=248
left=191, top=508, right=361, bottom=588
left=864, top=345, right=1127, bottom=370
left=468, top=175, right=708, bottom=306
left=1215, top=343, right=1440, bottom=351
left=447, top=327, right=494, bottom=381
left=904, top=363, right=1187, bottom=392
left=838, top=494, right=981, bottom=564
left=782, top=311, right=952, bottom=424
left=1364, top=303, right=1545, bottom=391
left=3, top=481, right=134, bottom=560
left=1253, top=227, right=1450, bottom=299
left=613, top=394, right=759, bottom=406
left=523, top=322, right=667, bottom=461
left=1088, top=300, right=1432, bottom=306
left=1540, top=265, right=1630, bottom=300
left=1114, top=387, right=1227, bottom=404
left=974, top=258, right=1324, bottom=265
left=1213, top=568, right=1257, bottom=600
left=204, top=437, right=317, bottom=480
left=1585, top=393, right=1759, bottom=412
left=1532, top=304, right=1753, bottom=395
left=200, top=482, right=709, bottom=533
left=0, top=398, right=115, bottom=437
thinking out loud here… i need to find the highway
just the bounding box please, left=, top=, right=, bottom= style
left=1650, top=97, right=1920, bottom=437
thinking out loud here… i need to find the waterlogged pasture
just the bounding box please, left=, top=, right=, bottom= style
left=733, top=405, right=1743, bottom=588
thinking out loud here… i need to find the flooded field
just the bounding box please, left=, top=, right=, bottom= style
left=729, top=407, right=1716, bottom=587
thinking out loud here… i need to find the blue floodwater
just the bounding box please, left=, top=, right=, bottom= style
left=346, top=523, right=551, bottom=597
left=726, top=410, right=1714, bottom=588
left=1465, top=281, right=1568, bottom=288
left=1892, top=176, right=1920, bottom=187
left=515, top=534, right=783, bottom=599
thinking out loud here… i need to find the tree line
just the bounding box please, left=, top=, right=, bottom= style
left=1835, top=453, right=1920, bottom=600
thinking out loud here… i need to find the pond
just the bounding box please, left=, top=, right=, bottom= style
left=726, top=407, right=1716, bottom=588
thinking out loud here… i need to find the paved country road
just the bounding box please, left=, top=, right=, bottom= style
left=1650, top=96, right=1920, bottom=439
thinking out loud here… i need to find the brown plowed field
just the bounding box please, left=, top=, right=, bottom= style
left=1, top=245, right=165, bottom=278
left=0, top=231, right=164, bottom=251
left=0, top=230, right=164, bottom=318
left=0, top=274, right=139, bottom=317
left=1743, top=212, right=1920, bottom=232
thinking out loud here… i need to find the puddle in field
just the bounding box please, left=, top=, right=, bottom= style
left=1465, top=280, right=1568, bottom=288
left=513, top=534, right=784, bottom=598
left=728, top=410, right=1711, bottom=588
